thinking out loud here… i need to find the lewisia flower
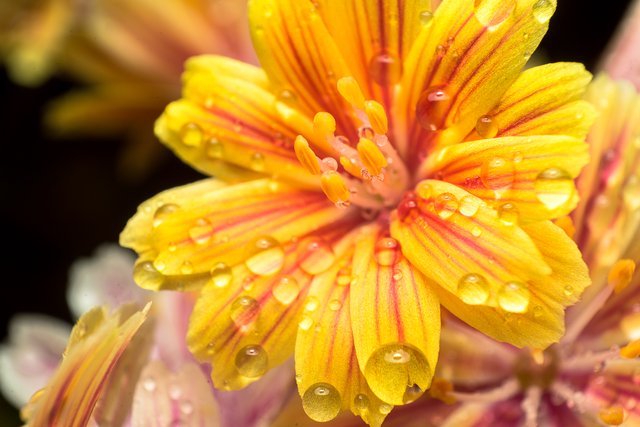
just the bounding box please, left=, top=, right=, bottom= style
left=122, top=0, right=594, bottom=424
left=376, top=73, right=639, bottom=427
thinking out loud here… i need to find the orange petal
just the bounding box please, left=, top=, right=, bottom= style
left=21, top=304, right=150, bottom=426
left=477, top=63, right=595, bottom=140
left=120, top=178, right=356, bottom=286
left=396, top=0, right=555, bottom=160
left=421, top=135, right=589, bottom=222
left=187, top=222, right=355, bottom=390
left=351, top=223, right=440, bottom=406
left=295, top=231, right=391, bottom=426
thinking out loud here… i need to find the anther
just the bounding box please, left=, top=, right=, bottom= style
left=294, top=135, right=322, bottom=175
left=314, top=112, right=337, bottom=139
left=339, top=156, right=363, bottom=178
left=320, top=171, right=351, bottom=206
left=620, top=339, right=640, bottom=359
left=337, top=77, right=366, bottom=110
left=364, top=100, right=388, bottom=135
left=609, top=259, right=635, bottom=294
left=357, top=137, right=388, bottom=177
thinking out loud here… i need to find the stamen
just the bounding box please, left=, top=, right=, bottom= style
left=522, top=387, right=542, bottom=427
left=320, top=171, right=350, bottom=207
left=599, top=405, right=626, bottom=425
left=551, top=381, right=600, bottom=415
left=451, top=378, right=519, bottom=403
left=609, top=259, right=636, bottom=294
left=561, top=347, right=619, bottom=373
left=337, top=77, right=365, bottom=110
left=620, top=339, right=640, bottom=359
left=364, top=100, right=388, bottom=135
left=357, top=137, right=388, bottom=178
left=340, top=155, right=364, bottom=178
left=294, top=135, right=322, bottom=175
left=313, top=112, right=336, bottom=139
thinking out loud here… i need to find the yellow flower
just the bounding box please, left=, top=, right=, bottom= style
left=121, top=0, right=594, bottom=424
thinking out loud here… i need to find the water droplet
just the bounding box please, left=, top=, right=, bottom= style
left=299, top=237, right=335, bottom=275
left=245, top=236, right=285, bottom=276
left=459, top=195, right=482, bottom=217
left=497, top=203, right=519, bottom=226
left=180, top=400, right=193, bottom=415
left=435, top=44, right=447, bottom=57
left=416, top=86, right=450, bottom=131
left=133, top=261, right=165, bottom=289
left=206, top=137, right=224, bottom=158
left=210, top=263, right=232, bottom=288
left=358, top=127, right=375, bottom=139
left=434, top=193, right=459, bottom=219
left=143, top=377, right=156, bottom=392
left=169, top=384, right=183, bottom=400
left=534, top=167, right=574, bottom=209
left=336, top=266, right=352, bottom=286
left=230, top=296, right=260, bottom=329
left=153, top=203, right=179, bottom=228
left=392, top=268, right=403, bottom=281
left=180, top=261, right=193, bottom=275
left=457, top=274, right=490, bottom=305
left=180, top=122, right=203, bottom=147
left=374, top=237, right=401, bottom=266
left=272, top=276, right=299, bottom=305
left=533, top=305, right=543, bottom=318
left=419, top=10, right=433, bottom=26
left=250, top=152, right=266, bottom=171
left=365, top=344, right=430, bottom=405
left=471, top=226, right=482, bottom=237
left=397, top=191, right=418, bottom=221
left=305, top=296, right=320, bottom=312
left=299, top=315, right=314, bottom=330
left=235, top=345, right=268, bottom=378
left=416, top=182, right=432, bottom=200
left=480, top=157, right=515, bottom=191
left=189, top=218, right=213, bottom=245
left=497, top=281, right=530, bottom=313
left=278, top=89, right=297, bottom=103
left=302, top=383, right=341, bottom=422
left=513, top=151, right=523, bottom=163
left=475, top=115, right=499, bottom=138
left=379, top=404, right=393, bottom=415
left=532, top=0, right=556, bottom=24
left=321, top=157, right=338, bottom=172
left=563, top=285, right=574, bottom=297
left=369, top=51, right=403, bottom=86
left=473, top=0, right=516, bottom=30
left=329, top=299, right=342, bottom=311
left=623, top=176, right=640, bottom=210
left=354, top=394, right=370, bottom=412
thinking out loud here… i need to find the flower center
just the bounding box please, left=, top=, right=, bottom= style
left=513, top=347, right=560, bottom=390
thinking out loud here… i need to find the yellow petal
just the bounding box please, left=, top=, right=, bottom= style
left=396, top=0, right=554, bottom=159
left=422, top=135, right=589, bottom=222
left=435, top=220, right=590, bottom=348
left=351, top=224, right=440, bottom=406
left=480, top=62, right=595, bottom=139
left=295, top=232, right=391, bottom=426
left=120, top=178, right=356, bottom=286
left=21, top=304, right=150, bottom=426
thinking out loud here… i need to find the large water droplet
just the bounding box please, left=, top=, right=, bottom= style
left=532, top=0, right=556, bottom=24
left=189, top=218, right=213, bottom=245
left=459, top=195, right=482, bottom=217
left=374, top=237, right=401, bottom=266
left=180, top=122, right=203, bottom=147
left=497, top=281, right=530, bottom=313
left=480, top=157, right=515, bottom=191
left=416, top=86, right=450, bottom=131
left=457, top=273, right=490, bottom=305
left=302, top=383, right=342, bottom=422
left=235, top=345, right=268, bottom=378
left=369, top=51, right=403, bottom=86
left=133, top=261, right=165, bottom=289
left=153, top=203, right=179, bottom=228
left=299, top=237, right=335, bottom=275
left=245, top=236, right=285, bottom=276
left=210, top=263, right=232, bottom=288
left=497, top=202, right=519, bottom=226
left=534, top=167, right=573, bottom=209
left=230, top=296, right=260, bottom=328
left=434, top=193, right=459, bottom=219
left=473, top=0, right=516, bottom=30
left=353, top=394, right=370, bottom=413
left=272, top=276, right=299, bottom=305
left=475, top=115, right=499, bottom=138
left=364, top=343, right=430, bottom=405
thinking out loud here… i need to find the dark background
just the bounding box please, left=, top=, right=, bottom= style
left=0, top=0, right=634, bottom=424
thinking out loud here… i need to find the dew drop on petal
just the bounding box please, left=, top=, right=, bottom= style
left=153, top=203, right=179, bottom=228
left=180, top=261, right=193, bottom=275
left=419, top=10, right=433, bottom=26
left=471, top=226, right=482, bottom=237
left=475, top=115, right=499, bottom=138
left=534, top=167, right=574, bottom=209
left=206, top=137, right=224, bottom=158
left=497, top=281, right=530, bottom=313
left=374, top=237, right=401, bottom=266
left=180, top=400, right=193, bottom=415
left=245, top=236, right=285, bottom=276
left=302, top=383, right=342, bottom=422
left=336, top=266, right=352, bottom=286
left=133, top=261, right=165, bottom=289
left=416, top=182, right=432, bottom=200
left=416, top=86, right=450, bottom=132
left=230, top=296, right=260, bottom=328
left=235, top=345, right=268, bottom=378
left=563, top=285, right=574, bottom=297
left=299, top=237, right=335, bottom=275
left=369, top=50, right=403, bottom=86
left=459, top=195, right=482, bottom=217
left=298, top=315, right=314, bottom=330
left=532, top=0, right=556, bottom=24
left=180, top=122, right=203, bottom=147
left=623, top=175, right=640, bottom=210
left=480, top=157, right=515, bottom=191
left=498, top=202, right=519, bottom=226
left=250, top=152, right=266, bottom=171
left=272, top=276, right=299, bottom=305
left=143, top=377, right=156, bottom=392
left=305, top=296, right=320, bottom=312
left=379, top=404, right=393, bottom=415
left=457, top=274, right=490, bottom=305
left=328, top=299, right=342, bottom=311
left=189, top=218, right=213, bottom=245
left=354, top=394, right=370, bottom=413
left=473, top=0, right=515, bottom=30
left=434, top=193, right=458, bottom=219
left=210, top=262, right=232, bottom=288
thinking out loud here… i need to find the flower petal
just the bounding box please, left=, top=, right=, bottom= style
left=421, top=135, right=589, bottom=222
left=155, top=55, right=324, bottom=186
left=295, top=231, right=391, bottom=426
left=479, top=62, right=595, bottom=139
left=396, top=0, right=554, bottom=159
left=586, top=359, right=640, bottom=426
left=131, top=360, right=220, bottom=427
left=21, top=304, right=150, bottom=426
left=120, top=178, right=355, bottom=287
left=187, top=221, right=355, bottom=390
left=350, top=223, right=440, bottom=406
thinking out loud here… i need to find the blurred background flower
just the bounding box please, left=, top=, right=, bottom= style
left=0, top=0, right=636, bottom=424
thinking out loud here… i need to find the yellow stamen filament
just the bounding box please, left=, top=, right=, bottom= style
left=357, top=137, right=388, bottom=177
left=314, top=112, right=336, bottom=138
left=294, top=135, right=321, bottom=175
left=620, top=339, right=640, bottom=359
left=598, top=405, right=625, bottom=425
left=320, top=171, right=350, bottom=205
left=609, top=259, right=636, bottom=294
left=364, top=100, right=388, bottom=135
left=340, top=156, right=363, bottom=178
left=337, top=77, right=365, bottom=110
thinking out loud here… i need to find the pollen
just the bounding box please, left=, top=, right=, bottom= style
left=337, top=76, right=365, bottom=109
left=294, top=135, right=322, bottom=175
left=608, top=259, right=636, bottom=294
left=357, top=137, right=388, bottom=178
